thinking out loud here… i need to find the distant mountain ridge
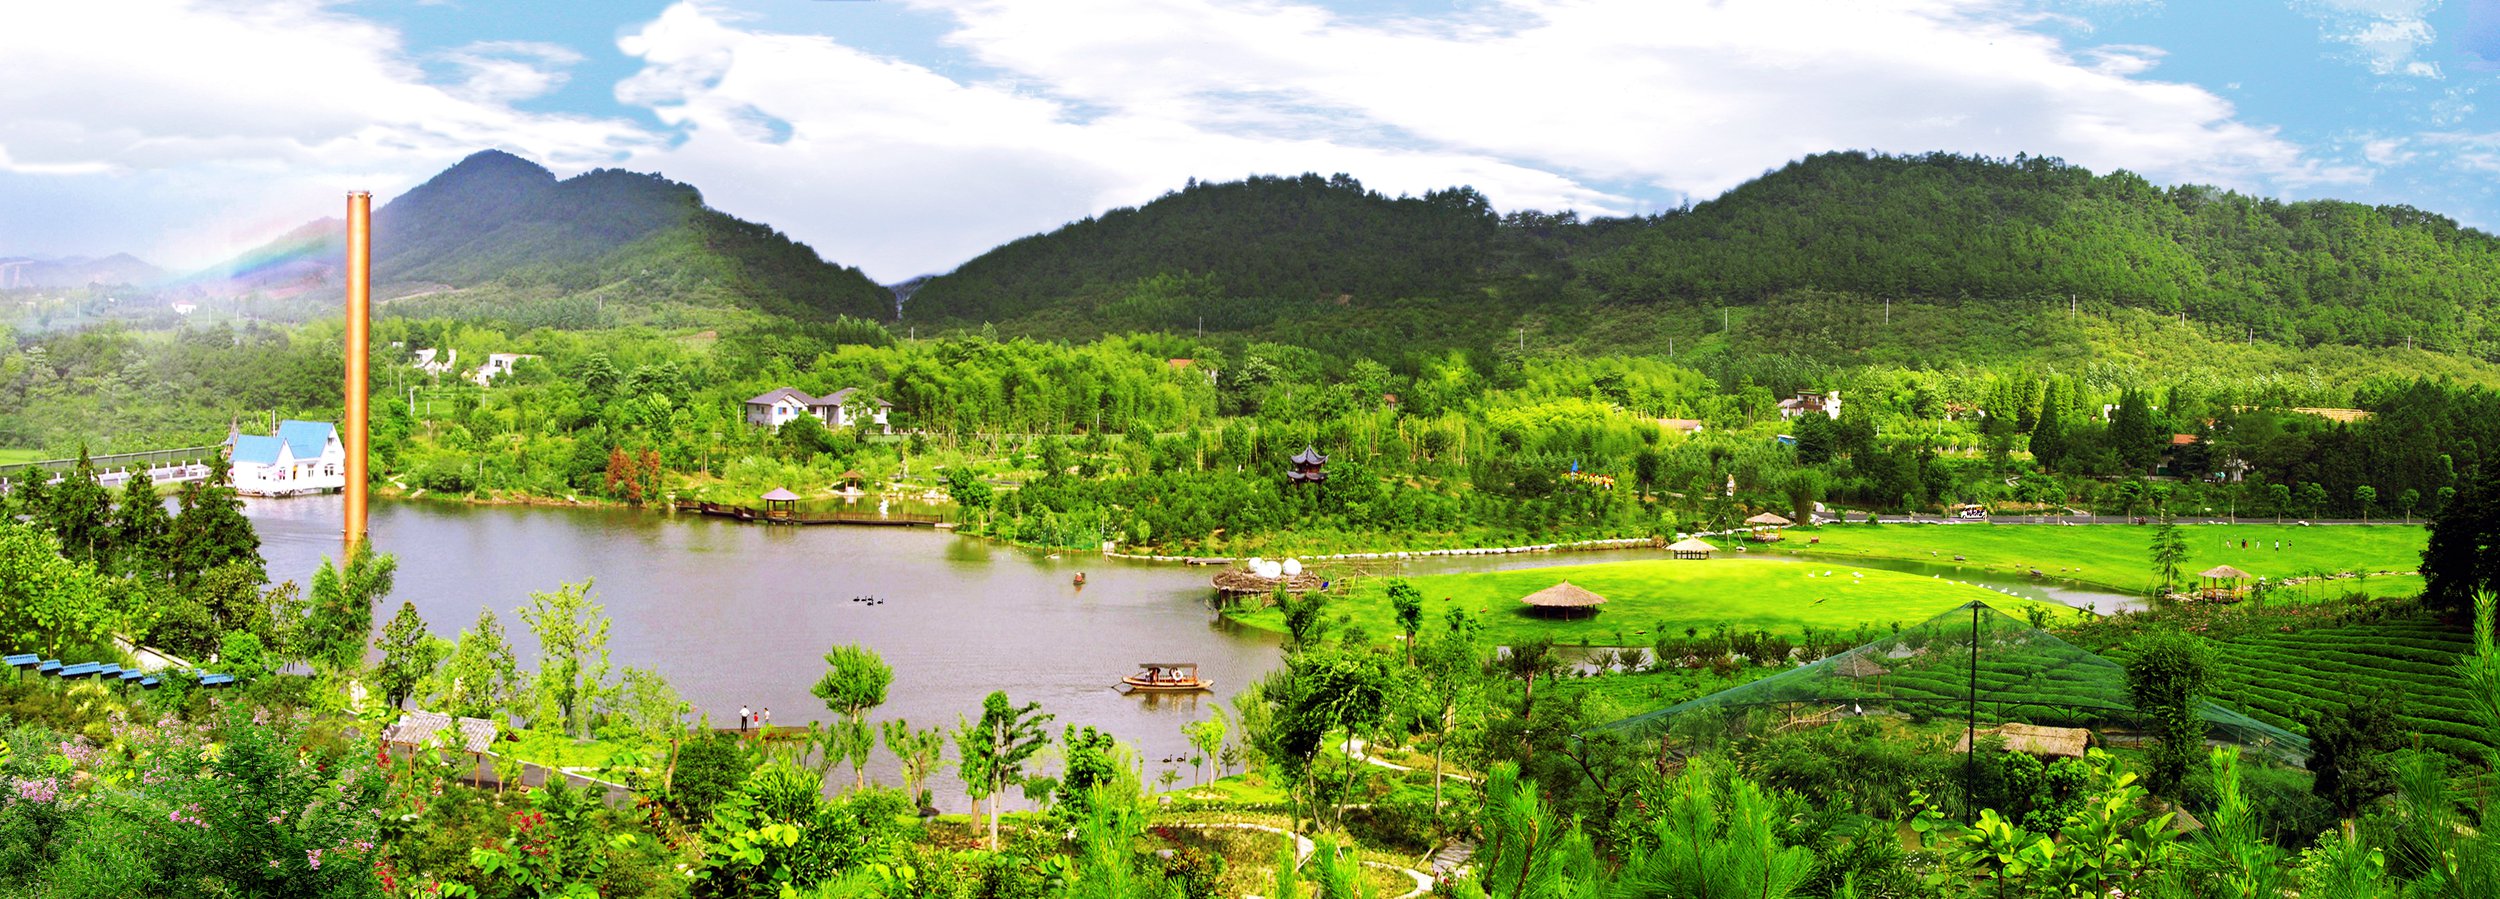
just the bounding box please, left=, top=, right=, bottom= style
left=0, top=253, right=164, bottom=289
left=902, top=152, right=2500, bottom=361
left=188, top=150, right=890, bottom=324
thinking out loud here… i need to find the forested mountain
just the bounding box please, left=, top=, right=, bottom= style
left=1585, top=151, right=2500, bottom=353
left=187, top=150, right=891, bottom=325
left=904, top=154, right=2500, bottom=365
left=905, top=173, right=1520, bottom=326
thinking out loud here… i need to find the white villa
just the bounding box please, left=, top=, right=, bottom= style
left=744, top=387, right=892, bottom=432
left=1778, top=390, right=1842, bottom=420
left=471, top=353, right=536, bottom=386
left=413, top=348, right=458, bottom=377
left=225, top=420, right=346, bottom=497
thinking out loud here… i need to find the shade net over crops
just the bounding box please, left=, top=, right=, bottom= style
left=1599, top=601, right=2309, bottom=765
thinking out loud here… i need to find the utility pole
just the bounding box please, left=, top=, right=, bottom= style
left=1884, top=296, right=1890, bottom=325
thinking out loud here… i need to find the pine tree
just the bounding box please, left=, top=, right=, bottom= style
left=111, top=468, right=172, bottom=579
left=169, top=455, right=262, bottom=587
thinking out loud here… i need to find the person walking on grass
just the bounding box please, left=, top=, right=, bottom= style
left=741, top=704, right=751, bottom=732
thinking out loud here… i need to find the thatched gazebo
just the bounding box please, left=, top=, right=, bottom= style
left=1831, top=653, right=1890, bottom=694
left=1668, top=537, right=1719, bottom=560
left=1954, top=723, right=2091, bottom=759
left=2197, top=564, right=2254, bottom=602
left=838, top=470, right=866, bottom=492
left=1519, top=581, right=1607, bottom=619
left=761, top=487, right=799, bottom=520
left=1746, top=512, right=1793, bottom=527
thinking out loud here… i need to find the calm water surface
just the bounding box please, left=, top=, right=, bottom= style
left=243, top=498, right=2140, bottom=807
left=247, top=496, right=1275, bottom=809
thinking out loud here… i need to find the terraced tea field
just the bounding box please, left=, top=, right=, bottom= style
left=2202, top=616, right=2487, bottom=759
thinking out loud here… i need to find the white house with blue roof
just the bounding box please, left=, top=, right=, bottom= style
left=224, top=420, right=346, bottom=496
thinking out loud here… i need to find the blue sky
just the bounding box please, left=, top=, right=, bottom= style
left=5, top=0, right=2499, bottom=282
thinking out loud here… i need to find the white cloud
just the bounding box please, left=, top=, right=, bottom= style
left=442, top=41, right=587, bottom=104
left=2297, top=0, right=2442, bottom=78
left=0, top=0, right=651, bottom=267
left=614, top=0, right=2352, bottom=278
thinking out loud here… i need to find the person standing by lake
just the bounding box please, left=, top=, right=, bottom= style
left=741, top=704, right=751, bottom=732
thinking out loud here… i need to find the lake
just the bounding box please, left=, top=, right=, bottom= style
left=242, top=496, right=2141, bottom=808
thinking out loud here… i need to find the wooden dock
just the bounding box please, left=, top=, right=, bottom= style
left=672, top=499, right=943, bottom=527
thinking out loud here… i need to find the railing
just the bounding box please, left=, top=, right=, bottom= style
left=0, top=446, right=222, bottom=493
left=670, top=499, right=945, bottom=527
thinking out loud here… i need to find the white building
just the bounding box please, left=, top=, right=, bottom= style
left=1777, top=390, right=1842, bottom=420
left=413, top=348, right=457, bottom=378
left=471, top=353, right=536, bottom=386
left=744, top=387, right=892, bottom=433
left=225, top=420, right=346, bottom=497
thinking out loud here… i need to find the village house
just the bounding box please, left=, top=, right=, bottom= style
left=1658, top=418, right=1706, bottom=435
left=1777, top=391, right=1841, bottom=420
left=412, top=348, right=457, bottom=378
left=743, top=387, right=892, bottom=433
left=471, top=353, right=537, bottom=387
left=224, top=420, right=346, bottom=497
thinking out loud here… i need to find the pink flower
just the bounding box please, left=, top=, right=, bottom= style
left=306, top=848, right=323, bottom=870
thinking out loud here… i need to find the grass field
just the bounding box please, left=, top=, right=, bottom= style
left=1768, top=523, right=2426, bottom=595
left=1228, top=557, right=2073, bottom=647
left=0, top=449, right=43, bottom=466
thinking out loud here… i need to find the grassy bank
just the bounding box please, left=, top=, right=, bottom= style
left=1765, top=522, right=2426, bottom=595
left=1230, top=557, right=2071, bottom=647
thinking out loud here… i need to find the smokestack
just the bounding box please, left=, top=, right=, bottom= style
left=345, top=191, right=371, bottom=553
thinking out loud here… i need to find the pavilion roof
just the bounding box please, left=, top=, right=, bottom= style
left=761, top=488, right=800, bottom=501
left=1667, top=537, right=1719, bottom=554
left=1520, top=581, right=1608, bottom=608
left=2198, top=564, right=2255, bottom=580
left=1745, top=512, right=1793, bottom=526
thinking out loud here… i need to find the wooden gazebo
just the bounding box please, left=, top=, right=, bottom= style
left=1831, top=653, right=1890, bottom=694
left=2196, top=564, right=2254, bottom=602
left=1745, top=511, right=1792, bottom=542
left=838, top=470, right=866, bottom=492
left=760, top=487, right=799, bottom=521
left=1519, top=581, right=1607, bottom=619
left=1667, top=537, right=1719, bottom=560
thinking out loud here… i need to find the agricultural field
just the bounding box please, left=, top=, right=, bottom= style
left=2197, top=615, right=2486, bottom=760
left=1231, top=557, right=2075, bottom=647
left=0, top=448, right=42, bottom=466
left=1769, top=523, right=2426, bottom=595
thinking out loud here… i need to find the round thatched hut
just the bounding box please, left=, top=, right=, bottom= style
left=1668, top=537, right=1719, bottom=560
left=1519, top=581, right=1608, bottom=619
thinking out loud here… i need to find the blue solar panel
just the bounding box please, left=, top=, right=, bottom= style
left=94, top=664, right=121, bottom=677
left=36, top=660, right=61, bottom=675
left=139, top=677, right=160, bottom=688
left=59, top=663, right=99, bottom=679
left=3, top=654, right=35, bottom=667
left=117, top=669, right=145, bottom=681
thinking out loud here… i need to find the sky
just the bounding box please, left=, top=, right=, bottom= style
left=7, top=0, right=2500, bottom=283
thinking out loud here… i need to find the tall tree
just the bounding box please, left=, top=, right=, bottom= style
left=168, top=455, right=262, bottom=587
left=881, top=719, right=947, bottom=809
left=308, top=543, right=397, bottom=671
left=2030, top=392, right=2070, bottom=472
left=109, top=467, right=172, bottom=579
left=371, top=601, right=442, bottom=709
left=1386, top=579, right=1424, bottom=665
left=955, top=690, right=1053, bottom=852
left=434, top=607, right=521, bottom=722
left=2424, top=474, right=2500, bottom=614
left=2149, top=513, right=2190, bottom=598
left=2109, top=388, right=2159, bottom=472
left=41, top=447, right=114, bottom=565
left=811, top=643, right=894, bottom=790
left=2124, top=628, right=2214, bottom=795
left=517, top=580, right=612, bottom=739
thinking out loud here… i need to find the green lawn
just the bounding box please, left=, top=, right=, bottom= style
left=1767, top=523, right=2425, bottom=595
left=0, top=449, right=43, bottom=466
left=1230, top=557, right=2072, bottom=647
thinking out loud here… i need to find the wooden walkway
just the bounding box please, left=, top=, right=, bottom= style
left=672, top=499, right=943, bottom=527
left=385, top=746, right=636, bottom=807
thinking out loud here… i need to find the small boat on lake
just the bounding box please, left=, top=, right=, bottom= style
left=1118, top=662, right=1211, bottom=693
